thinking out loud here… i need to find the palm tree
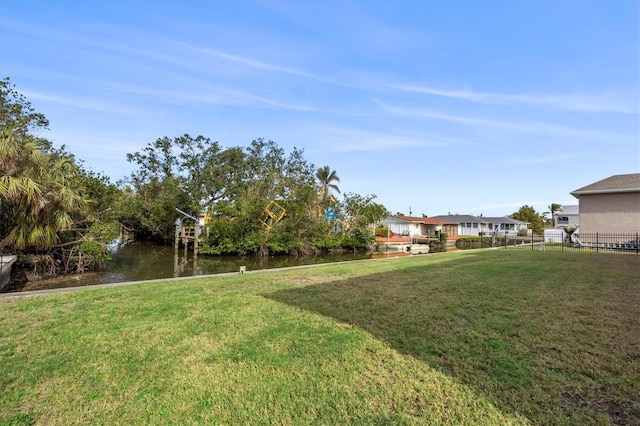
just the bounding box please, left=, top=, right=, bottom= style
left=315, top=166, right=340, bottom=205
left=0, top=127, right=86, bottom=250
left=547, top=203, right=562, bottom=227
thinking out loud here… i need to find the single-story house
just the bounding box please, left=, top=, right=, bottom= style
left=382, top=215, right=458, bottom=239
left=554, top=205, right=579, bottom=229
left=430, top=214, right=528, bottom=237
left=570, top=173, right=640, bottom=234
left=485, top=217, right=529, bottom=234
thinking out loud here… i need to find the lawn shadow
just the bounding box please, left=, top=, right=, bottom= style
left=263, top=256, right=640, bottom=425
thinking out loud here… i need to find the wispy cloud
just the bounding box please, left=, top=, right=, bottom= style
left=191, top=46, right=338, bottom=85
left=292, top=124, right=449, bottom=152
left=245, top=94, right=316, bottom=112
left=504, top=153, right=581, bottom=164
left=107, top=83, right=315, bottom=112
left=375, top=100, right=631, bottom=140
left=332, top=135, right=438, bottom=151
left=22, top=90, right=146, bottom=117
left=392, top=84, right=639, bottom=114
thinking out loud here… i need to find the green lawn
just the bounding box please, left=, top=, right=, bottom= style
left=1, top=250, right=638, bottom=425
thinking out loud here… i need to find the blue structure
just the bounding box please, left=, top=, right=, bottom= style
left=325, top=208, right=339, bottom=234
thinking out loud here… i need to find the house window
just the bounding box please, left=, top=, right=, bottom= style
left=557, top=217, right=569, bottom=224
left=460, top=223, right=465, bottom=228
left=466, top=223, right=472, bottom=228
left=472, top=223, right=478, bottom=228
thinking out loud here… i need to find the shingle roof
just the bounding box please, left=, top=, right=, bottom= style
left=431, top=215, right=483, bottom=224
left=571, top=173, right=640, bottom=198
left=389, top=215, right=455, bottom=225
left=431, top=215, right=527, bottom=225
left=558, top=205, right=579, bottom=215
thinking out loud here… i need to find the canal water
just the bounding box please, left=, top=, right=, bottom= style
left=8, top=241, right=373, bottom=292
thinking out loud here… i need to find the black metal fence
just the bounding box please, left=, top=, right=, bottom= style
left=505, top=231, right=640, bottom=254
left=453, top=232, right=640, bottom=254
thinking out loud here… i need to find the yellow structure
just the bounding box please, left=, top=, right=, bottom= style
left=260, top=200, right=286, bottom=230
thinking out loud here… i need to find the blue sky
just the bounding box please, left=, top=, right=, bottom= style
left=1, top=0, right=638, bottom=217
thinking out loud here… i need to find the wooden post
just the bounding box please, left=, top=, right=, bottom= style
left=183, top=231, right=188, bottom=256
left=174, top=218, right=181, bottom=252
left=174, top=217, right=202, bottom=266
left=194, top=225, right=199, bottom=257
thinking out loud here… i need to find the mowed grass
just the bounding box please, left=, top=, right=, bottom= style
left=0, top=251, right=638, bottom=425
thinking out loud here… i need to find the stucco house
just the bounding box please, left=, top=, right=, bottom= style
left=570, top=173, right=640, bottom=234
left=554, top=205, right=579, bottom=229
left=430, top=214, right=528, bottom=236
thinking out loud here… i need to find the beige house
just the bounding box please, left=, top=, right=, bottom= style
left=570, top=173, right=640, bottom=234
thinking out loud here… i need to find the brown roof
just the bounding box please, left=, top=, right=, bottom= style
left=570, top=173, right=640, bottom=198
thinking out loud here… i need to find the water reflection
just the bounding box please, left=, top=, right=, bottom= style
left=13, top=241, right=372, bottom=292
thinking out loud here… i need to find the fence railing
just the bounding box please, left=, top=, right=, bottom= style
left=507, top=231, right=640, bottom=254
left=453, top=232, right=640, bottom=254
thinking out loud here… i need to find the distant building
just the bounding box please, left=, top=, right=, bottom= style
left=382, top=215, right=458, bottom=238
left=554, top=205, right=579, bottom=229
left=570, top=173, right=640, bottom=234
left=430, top=214, right=528, bottom=237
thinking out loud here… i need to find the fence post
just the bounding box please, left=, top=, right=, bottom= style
left=505, top=231, right=508, bottom=249
left=636, top=233, right=639, bottom=255
left=531, top=229, right=534, bottom=251
left=596, top=232, right=599, bottom=253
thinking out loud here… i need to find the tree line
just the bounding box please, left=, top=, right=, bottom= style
left=118, top=134, right=387, bottom=256
left=509, top=203, right=563, bottom=235
left=1, top=78, right=388, bottom=278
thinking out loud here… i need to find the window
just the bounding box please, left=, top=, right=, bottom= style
left=472, top=223, right=478, bottom=228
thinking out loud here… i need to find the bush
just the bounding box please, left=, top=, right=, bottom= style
left=375, top=227, right=388, bottom=237
left=77, top=240, right=111, bottom=264
left=429, top=241, right=446, bottom=253
left=456, top=236, right=493, bottom=250
left=310, top=235, right=343, bottom=251
left=343, top=229, right=375, bottom=250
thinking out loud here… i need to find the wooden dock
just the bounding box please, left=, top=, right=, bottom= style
left=175, top=225, right=200, bottom=255
left=1, top=255, right=18, bottom=291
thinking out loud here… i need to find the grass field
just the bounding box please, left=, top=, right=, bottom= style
left=1, top=250, right=638, bottom=425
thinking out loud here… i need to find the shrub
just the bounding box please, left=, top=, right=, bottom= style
left=77, top=239, right=111, bottom=264
left=343, top=229, right=375, bottom=250
left=311, top=235, right=342, bottom=251
left=429, top=241, right=446, bottom=253
left=456, top=236, right=493, bottom=250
